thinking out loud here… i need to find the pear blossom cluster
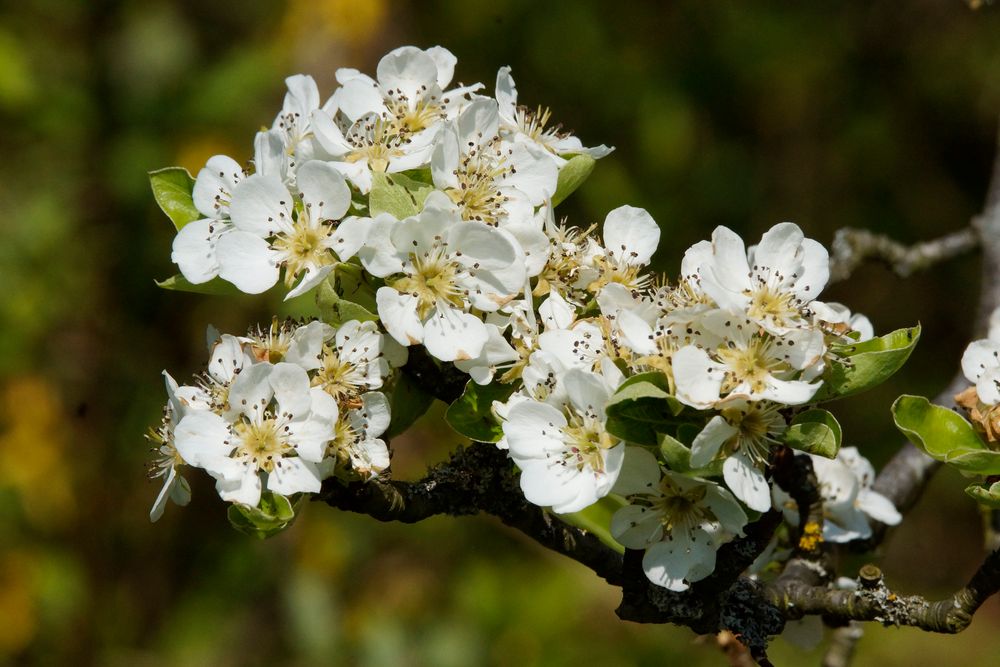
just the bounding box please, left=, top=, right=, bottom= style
left=151, top=45, right=901, bottom=595
left=957, top=306, right=1000, bottom=440
left=148, top=319, right=403, bottom=520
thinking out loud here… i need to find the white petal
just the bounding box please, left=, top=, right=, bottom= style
left=285, top=265, right=334, bottom=300
left=357, top=391, right=391, bottom=437
left=495, top=66, right=518, bottom=119
left=422, top=305, right=488, bottom=362
left=565, top=368, right=611, bottom=418
left=227, top=362, right=274, bottom=421
left=504, top=400, right=567, bottom=460
left=375, top=287, right=424, bottom=347
left=603, top=205, right=660, bottom=266
left=978, top=367, right=1000, bottom=405
left=208, top=334, right=248, bottom=384
left=611, top=504, right=664, bottom=549
left=723, top=452, right=771, bottom=512
left=216, top=231, right=280, bottom=294
left=270, top=362, right=312, bottom=418
left=267, top=457, right=322, bottom=495
left=642, top=529, right=717, bottom=591
left=377, top=46, right=438, bottom=103
left=673, top=346, right=724, bottom=409
left=284, top=321, right=335, bottom=371
left=962, top=339, right=1000, bottom=383
left=330, top=216, right=370, bottom=261
left=218, top=467, right=262, bottom=506
left=857, top=491, right=901, bottom=525
left=229, top=174, right=292, bottom=236
left=611, top=446, right=662, bottom=496
left=173, top=411, right=232, bottom=470
left=297, top=160, right=351, bottom=221
left=690, top=416, right=738, bottom=468
left=172, top=219, right=221, bottom=284
left=517, top=460, right=584, bottom=509
left=193, top=155, right=243, bottom=218
left=425, top=46, right=457, bottom=89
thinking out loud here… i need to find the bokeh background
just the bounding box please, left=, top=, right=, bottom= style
left=2, top=1, right=1000, bottom=664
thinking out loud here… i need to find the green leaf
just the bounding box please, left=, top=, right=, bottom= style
left=966, top=481, right=1000, bottom=508
left=385, top=373, right=434, bottom=440
left=445, top=380, right=518, bottom=443
left=658, top=432, right=692, bottom=472
left=368, top=171, right=434, bottom=219
left=316, top=269, right=379, bottom=327
left=814, top=325, right=921, bottom=401
left=605, top=372, right=686, bottom=446
left=784, top=409, right=842, bottom=458
left=555, top=495, right=626, bottom=554
left=892, top=395, right=1000, bottom=474
left=227, top=491, right=299, bottom=539
left=149, top=167, right=200, bottom=230
left=155, top=274, right=242, bottom=296
left=551, top=154, right=596, bottom=207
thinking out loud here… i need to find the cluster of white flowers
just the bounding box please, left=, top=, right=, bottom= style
left=958, top=307, right=1000, bottom=440
left=149, top=319, right=404, bottom=520
left=152, top=45, right=900, bottom=592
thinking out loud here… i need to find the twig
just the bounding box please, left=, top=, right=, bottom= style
left=828, top=227, right=979, bottom=284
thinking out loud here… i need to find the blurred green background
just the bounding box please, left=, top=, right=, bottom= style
left=2, top=1, right=1000, bottom=664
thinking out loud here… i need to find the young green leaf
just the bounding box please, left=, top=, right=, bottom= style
left=555, top=494, right=627, bottom=554
left=605, top=372, right=686, bottom=446
left=155, top=274, right=243, bottom=296
left=783, top=409, right=842, bottom=458
left=814, top=325, right=921, bottom=401
left=316, top=274, right=378, bottom=327
left=149, top=167, right=200, bottom=230
left=551, top=154, right=596, bottom=207
left=891, top=394, right=1000, bottom=474
left=445, top=380, right=518, bottom=443
left=368, top=171, right=434, bottom=219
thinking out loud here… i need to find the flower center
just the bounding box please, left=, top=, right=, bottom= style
left=445, top=140, right=510, bottom=225
left=716, top=335, right=784, bottom=394
left=653, top=480, right=713, bottom=532
left=747, top=285, right=799, bottom=327
left=233, top=417, right=292, bottom=473
left=387, top=96, right=443, bottom=134
left=391, top=248, right=465, bottom=318
left=514, top=105, right=558, bottom=146
left=313, top=347, right=363, bottom=401
left=562, top=414, right=614, bottom=473
left=345, top=117, right=407, bottom=172
left=272, top=214, right=335, bottom=288
left=720, top=404, right=785, bottom=463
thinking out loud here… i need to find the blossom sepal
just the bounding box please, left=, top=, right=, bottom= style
left=783, top=409, right=842, bottom=459
left=965, top=480, right=1000, bottom=508
left=814, top=325, right=921, bottom=402
left=445, top=379, right=519, bottom=443
left=226, top=490, right=304, bottom=539
left=892, top=394, right=1000, bottom=474
left=149, top=166, right=199, bottom=230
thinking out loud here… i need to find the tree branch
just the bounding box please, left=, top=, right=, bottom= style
left=317, top=441, right=625, bottom=585
left=828, top=227, right=979, bottom=284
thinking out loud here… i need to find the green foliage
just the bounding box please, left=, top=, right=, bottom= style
left=604, top=372, right=686, bottom=446
left=155, top=273, right=242, bottom=296
left=226, top=491, right=300, bottom=539
left=385, top=372, right=434, bottom=440
left=551, top=154, right=596, bottom=207
left=965, top=480, right=1000, bottom=509
left=783, top=408, right=842, bottom=458
left=149, top=167, right=200, bottom=230
left=555, top=495, right=627, bottom=554
left=445, top=380, right=518, bottom=443
left=368, top=170, right=435, bottom=219
left=316, top=273, right=379, bottom=327
left=892, top=395, right=1000, bottom=474
left=815, top=325, right=921, bottom=401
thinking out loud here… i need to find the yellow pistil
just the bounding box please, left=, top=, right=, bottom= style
left=233, top=419, right=292, bottom=473
left=747, top=286, right=799, bottom=328
left=391, top=251, right=465, bottom=318
left=716, top=335, right=785, bottom=395
left=388, top=97, right=444, bottom=134
left=445, top=140, right=511, bottom=225
left=653, top=479, right=714, bottom=533
left=562, top=415, right=615, bottom=473
left=273, top=218, right=335, bottom=288
left=313, top=347, right=360, bottom=401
